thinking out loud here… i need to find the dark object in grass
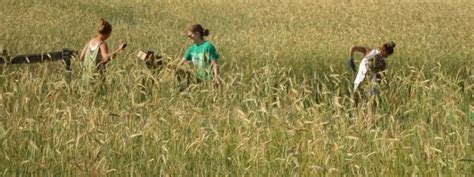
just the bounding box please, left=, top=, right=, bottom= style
left=137, top=50, right=163, bottom=71
left=0, top=48, right=77, bottom=71
left=120, top=43, right=127, bottom=49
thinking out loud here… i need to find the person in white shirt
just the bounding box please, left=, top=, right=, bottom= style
left=347, top=41, right=396, bottom=105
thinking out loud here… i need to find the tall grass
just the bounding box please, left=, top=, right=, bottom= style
left=0, top=0, right=472, bottom=176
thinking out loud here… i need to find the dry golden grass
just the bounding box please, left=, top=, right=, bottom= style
left=0, top=0, right=472, bottom=176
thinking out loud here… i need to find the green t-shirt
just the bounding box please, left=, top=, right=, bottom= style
left=184, top=41, right=220, bottom=79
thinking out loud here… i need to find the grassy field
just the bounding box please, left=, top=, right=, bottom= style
left=0, top=0, right=473, bottom=176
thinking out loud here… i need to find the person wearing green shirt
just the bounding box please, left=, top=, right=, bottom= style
left=182, top=24, right=220, bottom=86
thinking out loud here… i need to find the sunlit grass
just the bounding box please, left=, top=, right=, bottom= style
left=0, top=0, right=472, bottom=176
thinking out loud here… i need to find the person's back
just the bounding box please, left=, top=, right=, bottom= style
left=347, top=41, right=396, bottom=110
left=348, top=42, right=396, bottom=93
left=79, top=18, right=126, bottom=83
left=82, top=39, right=103, bottom=82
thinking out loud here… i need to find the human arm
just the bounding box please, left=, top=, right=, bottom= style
left=212, top=60, right=219, bottom=84
left=349, top=45, right=370, bottom=59
left=348, top=45, right=370, bottom=72
left=209, top=44, right=220, bottom=86
left=79, top=44, right=87, bottom=61
left=180, top=59, right=190, bottom=65
left=99, top=43, right=125, bottom=63
left=378, top=69, right=389, bottom=86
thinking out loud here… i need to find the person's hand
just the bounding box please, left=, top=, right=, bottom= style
left=99, top=58, right=110, bottom=64
left=213, top=78, right=220, bottom=88
left=347, top=58, right=356, bottom=72
left=118, top=43, right=127, bottom=51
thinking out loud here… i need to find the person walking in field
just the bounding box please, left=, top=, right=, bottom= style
left=347, top=41, right=396, bottom=105
left=79, top=18, right=126, bottom=83
left=180, top=24, right=220, bottom=89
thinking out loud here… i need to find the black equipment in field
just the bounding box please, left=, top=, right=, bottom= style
left=0, top=48, right=77, bottom=71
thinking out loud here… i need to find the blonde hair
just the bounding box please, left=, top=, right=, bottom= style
left=97, top=18, right=112, bottom=35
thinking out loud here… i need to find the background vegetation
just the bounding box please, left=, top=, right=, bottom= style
left=0, top=0, right=472, bottom=176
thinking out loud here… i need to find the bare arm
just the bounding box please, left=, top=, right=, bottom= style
left=99, top=43, right=124, bottom=63
left=212, top=60, right=219, bottom=87
left=79, top=44, right=87, bottom=61
left=349, top=46, right=370, bottom=60
left=180, top=59, right=190, bottom=65
left=379, top=70, right=389, bottom=85
left=212, top=60, right=218, bottom=80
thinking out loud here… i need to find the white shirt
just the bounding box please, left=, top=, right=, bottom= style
left=353, top=49, right=380, bottom=92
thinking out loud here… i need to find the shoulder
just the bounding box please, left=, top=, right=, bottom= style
left=204, top=41, right=217, bottom=49
left=184, top=44, right=196, bottom=55
left=99, top=40, right=107, bottom=46
left=350, top=45, right=370, bottom=55
left=89, top=39, right=107, bottom=47
left=203, top=41, right=213, bottom=46
left=365, top=48, right=379, bottom=57
left=89, top=38, right=101, bottom=44
left=186, top=44, right=196, bottom=51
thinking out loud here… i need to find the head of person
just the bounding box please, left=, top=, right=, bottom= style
left=187, top=24, right=209, bottom=42
left=97, top=18, right=112, bottom=40
left=379, top=41, right=396, bottom=58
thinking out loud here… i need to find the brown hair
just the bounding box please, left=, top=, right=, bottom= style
left=380, top=41, right=396, bottom=55
left=97, top=18, right=112, bottom=35
left=189, top=24, right=209, bottom=38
